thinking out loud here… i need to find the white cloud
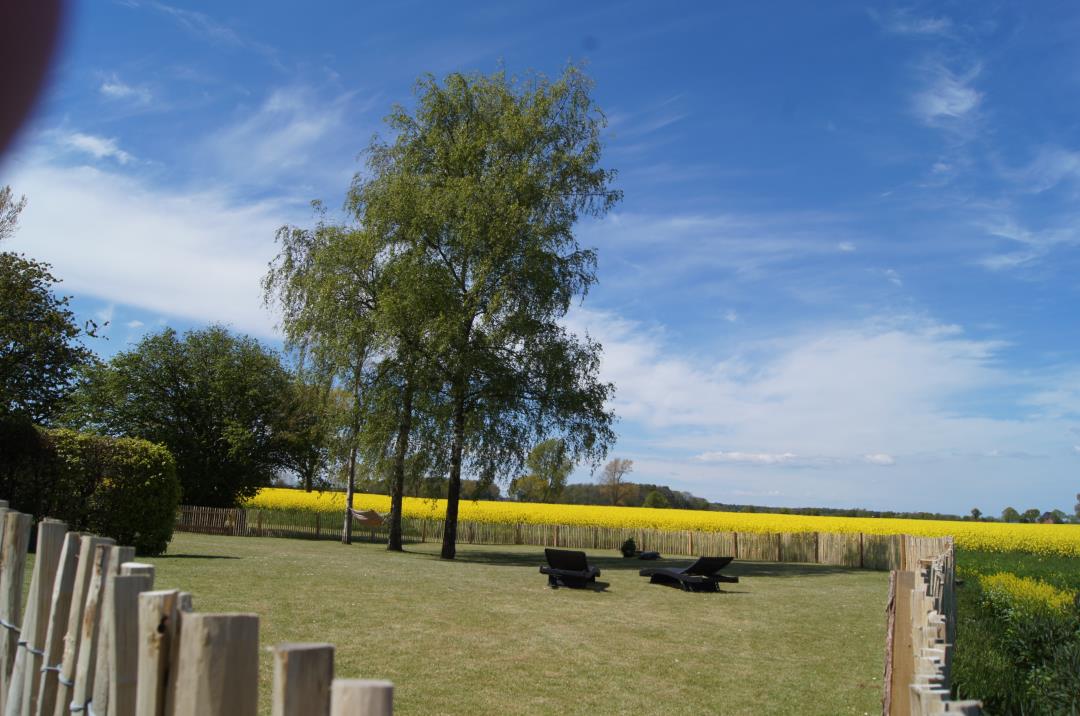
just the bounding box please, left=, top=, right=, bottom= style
left=722, top=309, right=738, bottom=323
left=203, top=86, right=356, bottom=186
left=1012, top=145, right=1080, bottom=193
left=563, top=306, right=1080, bottom=510
left=874, top=9, right=953, bottom=36
left=976, top=216, right=1080, bottom=272
left=56, top=132, right=134, bottom=165
left=4, top=162, right=303, bottom=337
left=837, top=241, right=856, bottom=252
left=100, top=76, right=153, bottom=105
left=914, top=64, right=981, bottom=124
left=883, top=268, right=903, bottom=286
left=125, top=319, right=145, bottom=329
left=696, top=451, right=798, bottom=465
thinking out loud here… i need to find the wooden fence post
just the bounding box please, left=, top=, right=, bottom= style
left=92, top=545, right=135, bottom=715
left=163, top=594, right=194, bottom=716
left=271, top=643, right=334, bottom=716
left=121, top=563, right=155, bottom=580
left=54, top=536, right=114, bottom=716
left=0, top=511, right=32, bottom=713
left=34, top=532, right=81, bottom=716
left=330, top=680, right=392, bottom=716
left=4, top=518, right=65, bottom=716
left=106, top=574, right=152, bottom=716
left=135, top=589, right=179, bottom=716
left=70, top=543, right=113, bottom=714
left=171, top=613, right=259, bottom=716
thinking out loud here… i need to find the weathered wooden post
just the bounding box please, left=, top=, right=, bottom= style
left=170, top=613, right=259, bottom=716
left=330, top=680, right=392, bottom=716
left=135, top=590, right=178, bottom=716
left=107, top=574, right=152, bottom=716
left=4, top=518, right=65, bottom=716
left=53, top=536, right=113, bottom=716
left=33, top=532, right=81, bottom=716
left=0, top=511, right=32, bottom=712
left=70, top=543, right=113, bottom=714
left=271, top=643, right=334, bottom=716
left=92, top=545, right=135, bottom=715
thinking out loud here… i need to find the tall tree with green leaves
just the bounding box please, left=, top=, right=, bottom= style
left=509, top=438, right=573, bottom=502
left=64, top=325, right=298, bottom=507
left=1, top=186, right=95, bottom=424
left=356, top=66, right=620, bottom=559
left=265, top=208, right=444, bottom=549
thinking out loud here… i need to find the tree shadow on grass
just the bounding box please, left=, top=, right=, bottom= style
left=156, top=553, right=240, bottom=560
left=421, top=548, right=877, bottom=579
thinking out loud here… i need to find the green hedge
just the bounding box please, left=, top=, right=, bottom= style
left=0, top=417, right=180, bottom=555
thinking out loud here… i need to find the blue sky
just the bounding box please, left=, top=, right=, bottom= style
left=4, top=1, right=1080, bottom=515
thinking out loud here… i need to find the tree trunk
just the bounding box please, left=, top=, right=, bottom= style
left=342, top=444, right=356, bottom=544
left=440, top=393, right=466, bottom=560
left=387, top=379, right=413, bottom=551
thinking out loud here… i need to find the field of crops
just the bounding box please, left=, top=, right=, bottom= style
left=247, top=488, right=1080, bottom=557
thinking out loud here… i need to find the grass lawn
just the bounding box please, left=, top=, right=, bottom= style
left=138, top=532, right=887, bottom=715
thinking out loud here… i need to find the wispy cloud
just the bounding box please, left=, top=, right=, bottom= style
left=54, top=132, right=134, bottom=164
left=873, top=9, right=953, bottom=36
left=976, top=215, right=1080, bottom=272
left=696, top=451, right=798, bottom=465
left=563, top=306, right=1073, bottom=509
left=203, top=86, right=359, bottom=187
left=5, top=162, right=303, bottom=336
left=1011, top=145, right=1080, bottom=194
left=123, top=0, right=279, bottom=64
left=913, top=62, right=981, bottom=126
left=99, top=75, right=153, bottom=105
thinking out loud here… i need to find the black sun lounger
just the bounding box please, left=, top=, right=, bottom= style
left=639, top=556, right=738, bottom=592
left=540, top=548, right=601, bottom=588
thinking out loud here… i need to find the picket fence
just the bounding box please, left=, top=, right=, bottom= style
left=0, top=500, right=391, bottom=716
left=178, top=504, right=946, bottom=571
left=884, top=536, right=982, bottom=715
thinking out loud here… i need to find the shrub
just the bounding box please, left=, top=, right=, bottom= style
left=0, top=420, right=180, bottom=555
left=954, top=563, right=1080, bottom=713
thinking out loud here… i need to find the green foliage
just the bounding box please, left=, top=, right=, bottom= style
left=1021, top=508, right=1041, bottom=523
left=0, top=419, right=180, bottom=554
left=1, top=187, right=94, bottom=422
left=642, top=490, right=669, bottom=509
left=954, top=550, right=1080, bottom=713
left=270, top=66, right=621, bottom=558
left=64, top=325, right=297, bottom=507
left=510, top=439, right=573, bottom=502
left=1002, top=506, right=1021, bottom=523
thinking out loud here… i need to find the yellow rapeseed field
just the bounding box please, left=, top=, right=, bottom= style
left=247, top=487, right=1080, bottom=557
left=981, top=572, right=1077, bottom=613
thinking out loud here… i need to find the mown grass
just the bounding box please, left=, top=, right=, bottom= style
left=134, top=532, right=888, bottom=715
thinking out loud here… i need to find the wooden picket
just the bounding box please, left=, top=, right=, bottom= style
left=0, top=505, right=397, bottom=716
left=883, top=536, right=983, bottom=716
left=177, top=505, right=918, bottom=571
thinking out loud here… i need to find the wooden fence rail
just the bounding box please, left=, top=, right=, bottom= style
left=0, top=502, right=392, bottom=716
left=176, top=504, right=954, bottom=571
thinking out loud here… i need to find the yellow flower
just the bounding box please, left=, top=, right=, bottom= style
left=246, top=488, right=1080, bottom=557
